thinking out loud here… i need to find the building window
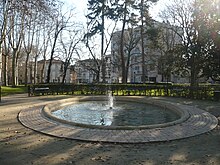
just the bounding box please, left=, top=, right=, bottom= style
left=135, top=66, right=139, bottom=71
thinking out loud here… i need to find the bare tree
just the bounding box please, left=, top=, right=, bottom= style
left=150, top=21, right=183, bottom=82
left=2, top=38, right=10, bottom=86
left=84, top=19, right=118, bottom=83
left=0, top=0, right=60, bottom=87
left=124, top=27, right=140, bottom=82
left=112, top=26, right=143, bottom=83
left=0, top=0, right=10, bottom=87
left=160, top=0, right=203, bottom=87
left=7, top=1, right=26, bottom=87
left=23, top=13, right=37, bottom=85
left=84, top=36, right=102, bottom=82
left=119, top=0, right=129, bottom=84
left=58, top=28, right=82, bottom=83
left=38, top=21, right=52, bottom=83
left=32, top=29, right=42, bottom=84
left=46, top=4, right=75, bottom=83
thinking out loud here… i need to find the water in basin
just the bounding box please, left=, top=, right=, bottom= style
left=52, top=101, right=180, bottom=126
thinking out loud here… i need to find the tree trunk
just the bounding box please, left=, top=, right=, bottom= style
left=46, top=58, right=52, bottom=83
left=125, top=52, right=131, bottom=83
left=0, top=0, right=9, bottom=89
left=3, top=54, right=8, bottom=86
left=62, top=66, right=67, bottom=84
left=47, top=34, right=57, bottom=83
left=46, top=24, right=62, bottom=83
left=24, top=52, right=30, bottom=86
left=3, top=39, right=9, bottom=86
left=189, top=53, right=198, bottom=98
left=101, top=0, right=106, bottom=83
left=0, top=46, right=2, bottom=87
left=62, top=72, right=66, bottom=84
left=33, top=55, right=38, bottom=84
left=96, top=70, right=100, bottom=82
left=12, top=49, right=18, bottom=87
left=119, top=2, right=127, bottom=84
left=140, top=0, right=146, bottom=83
left=40, top=53, right=46, bottom=83
left=42, top=60, right=46, bottom=83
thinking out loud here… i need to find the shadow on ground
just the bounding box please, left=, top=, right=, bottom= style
left=0, top=95, right=220, bottom=165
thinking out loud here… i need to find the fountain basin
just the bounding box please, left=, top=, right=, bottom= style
left=18, top=96, right=218, bottom=143
left=42, top=96, right=190, bottom=130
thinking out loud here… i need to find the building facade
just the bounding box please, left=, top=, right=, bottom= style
left=111, top=21, right=189, bottom=83
left=74, top=59, right=99, bottom=83
left=37, top=59, right=72, bottom=83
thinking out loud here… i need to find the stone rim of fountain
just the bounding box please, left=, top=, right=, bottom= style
left=18, top=96, right=218, bottom=143
left=42, top=96, right=190, bottom=130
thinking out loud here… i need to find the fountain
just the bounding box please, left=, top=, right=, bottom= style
left=107, top=90, right=114, bottom=109
left=50, top=96, right=181, bottom=128
left=99, top=90, right=114, bottom=125
left=18, top=95, right=218, bottom=143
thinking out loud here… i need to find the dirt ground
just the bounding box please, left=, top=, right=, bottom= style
left=0, top=94, right=220, bottom=165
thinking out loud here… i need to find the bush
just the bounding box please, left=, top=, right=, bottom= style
left=27, top=83, right=220, bottom=100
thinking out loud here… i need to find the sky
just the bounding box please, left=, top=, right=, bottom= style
left=61, top=0, right=170, bottom=58
left=63, top=0, right=169, bottom=24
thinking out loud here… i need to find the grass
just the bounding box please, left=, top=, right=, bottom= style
left=1, top=86, right=28, bottom=96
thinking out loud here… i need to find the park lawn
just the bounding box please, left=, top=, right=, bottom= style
left=1, top=86, right=28, bottom=96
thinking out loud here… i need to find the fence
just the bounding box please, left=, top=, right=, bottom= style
left=28, top=83, right=220, bottom=101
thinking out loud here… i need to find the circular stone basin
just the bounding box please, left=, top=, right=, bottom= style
left=43, top=97, right=190, bottom=130
left=52, top=101, right=180, bottom=127
left=18, top=96, right=218, bottom=143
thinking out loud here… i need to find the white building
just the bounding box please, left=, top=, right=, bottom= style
left=104, top=54, right=119, bottom=83
left=73, top=21, right=190, bottom=84
left=38, top=59, right=71, bottom=83
left=74, top=59, right=99, bottom=83
left=73, top=56, right=121, bottom=84
left=111, top=21, right=189, bottom=83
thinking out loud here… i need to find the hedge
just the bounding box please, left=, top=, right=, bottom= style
left=28, top=83, right=220, bottom=101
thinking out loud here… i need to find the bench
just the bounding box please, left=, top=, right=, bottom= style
left=34, top=87, right=49, bottom=95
